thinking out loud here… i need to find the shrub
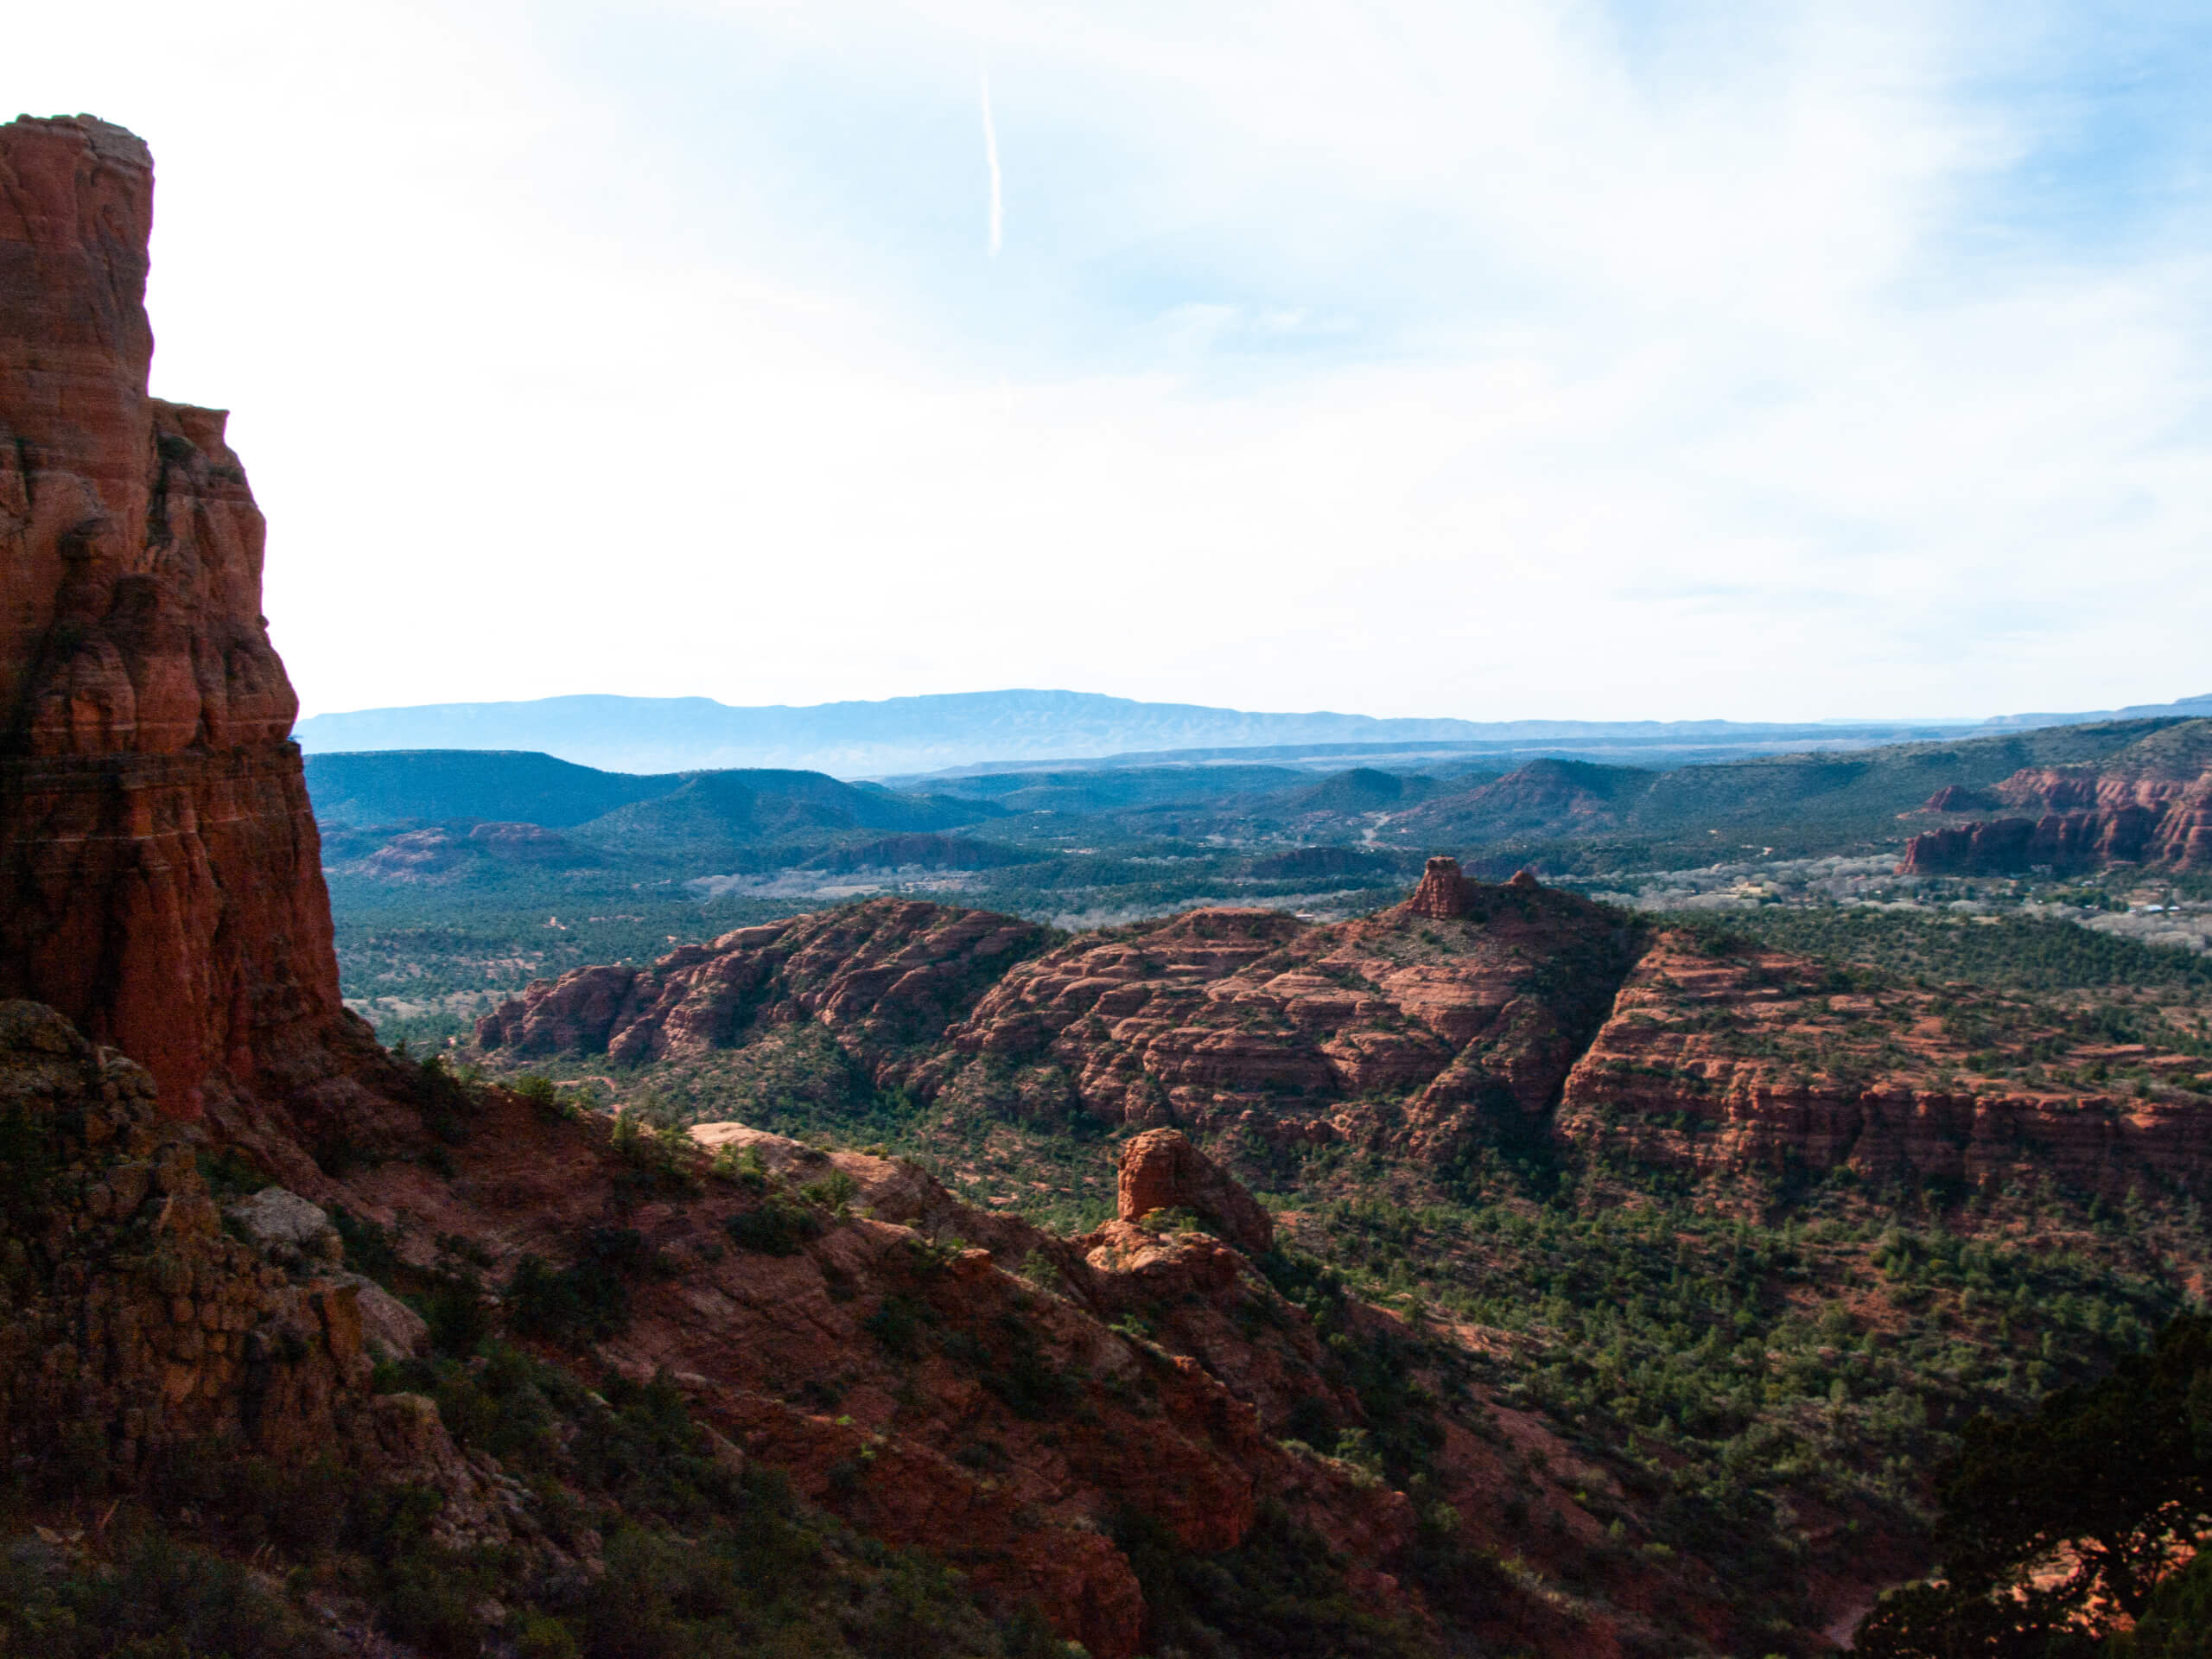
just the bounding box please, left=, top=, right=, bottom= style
left=0, top=1527, right=329, bottom=1659
left=865, top=1294, right=935, bottom=1360
left=513, top=1073, right=575, bottom=1122
left=509, top=1228, right=655, bottom=1345
left=724, top=1197, right=826, bottom=1256
left=1111, top=1503, right=1431, bottom=1658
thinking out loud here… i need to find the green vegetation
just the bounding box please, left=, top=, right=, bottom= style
left=1113, top=1503, right=1434, bottom=1659
left=1669, top=905, right=2212, bottom=993
left=507, top=1225, right=664, bottom=1346
left=1858, top=1311, right=2212, bottom=1656
left=332, top=892, right=810, bottom=1048
left=0, top=1525, right=322, bottom=1659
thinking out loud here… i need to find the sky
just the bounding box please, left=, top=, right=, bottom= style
left=9, top=0, right=2211, bottom=723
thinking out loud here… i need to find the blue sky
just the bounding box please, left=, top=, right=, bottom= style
left=10, top=0, right=2210, bottom=721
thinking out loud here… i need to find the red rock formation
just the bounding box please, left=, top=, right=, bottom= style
left=1555, top=932, right=2212, bottom=1195
left=1116, top=1127, right=1274, bottom=1254
left=1917, top=784, right=1992, bottom=813
left=1407, top=854, right=1471, bottom=918
left=1899, top=720, right=2212, bottom=874
left=928, top=882, right=1637, bottom=1153
left=476, top=898, right=1053, bottom=1074
left=0, top=114, right=359, bottom=1120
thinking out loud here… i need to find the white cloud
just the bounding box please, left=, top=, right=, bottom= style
left=5, top=0, right=2208, bottom=724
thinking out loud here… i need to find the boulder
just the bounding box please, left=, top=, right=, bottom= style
left=227, top=1185, right=344, bottom=1262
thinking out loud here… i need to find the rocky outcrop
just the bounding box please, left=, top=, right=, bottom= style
left=1116, top=1128, right=1274, bottom=1254
left=0, top=1001, right=379, bottom=1475
left=1555, top=934, right=2212, bottom=1195
left=477, top=876, right=1639, bottom=1166
left=930, top=881, right=1638, bottom=1154
left=283, top=1096, right=1421, bottom=1658
left=1916, top=784, right=1993, bottom=813
left=476, top=898, right=1054, bottom=1073
left=1406, top=854, right=1473, bottom=918
left=1899, top=720, right=2212, bottom=874
left=0, top=114, right=361, bottom=1121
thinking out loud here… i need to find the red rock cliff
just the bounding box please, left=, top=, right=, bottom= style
left=1899, top=720, right=2212, bottom=874
left=0, top=114, right=348, bottom=1118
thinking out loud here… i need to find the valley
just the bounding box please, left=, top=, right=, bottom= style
left=5, top=107, right=2212, bottom=1659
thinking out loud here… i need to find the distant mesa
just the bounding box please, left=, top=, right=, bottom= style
left=297, top=690, right=1519, bottom=777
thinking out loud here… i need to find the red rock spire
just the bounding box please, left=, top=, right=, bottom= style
left=0, top=114, right=345, bottom=1116
left=1405, top=855, right=1470, bottom=918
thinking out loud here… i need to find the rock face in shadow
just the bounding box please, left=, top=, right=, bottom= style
left=0, top=114, right=359, bottom=1121
left=0, top=1001, right=378, bottom=1474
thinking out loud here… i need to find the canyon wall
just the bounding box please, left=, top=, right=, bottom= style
left=1554, top=935, right=2212, bottom=1197
left=0, top=114, right=353, bottom=1118
left=1899, top=721, right=2212, bottom=875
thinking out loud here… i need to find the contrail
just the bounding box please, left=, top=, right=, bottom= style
left=980, top=66, right=1002, bottom=257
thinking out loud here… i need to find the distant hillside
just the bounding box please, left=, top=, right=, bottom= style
left=924, top=763, right=1319, bottom=814
left=296, top=690, right=1495, bottom=775
left=569, top=770, right=1002, bottom=862
left=294, top=689, right=2004, bottom=777
left=1382, top=719, right=2193, bottom=862
left=304, top=749, right=683, bottom=827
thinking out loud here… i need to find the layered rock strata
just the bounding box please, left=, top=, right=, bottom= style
left=1556, top=934, right=2212, bottom=1195
left=476, top=899, right=1054, bottom=1074
left=0, top=114, right=355, bottom=1118
left=484, top=882, right=1643, bottom=1156
left=931, top=880, right=1636, bottom=1152
left=1900, top=719, right=2212, bottom=874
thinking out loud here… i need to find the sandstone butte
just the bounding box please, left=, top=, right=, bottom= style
left=1899, top=717, right=2212, bottom=875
